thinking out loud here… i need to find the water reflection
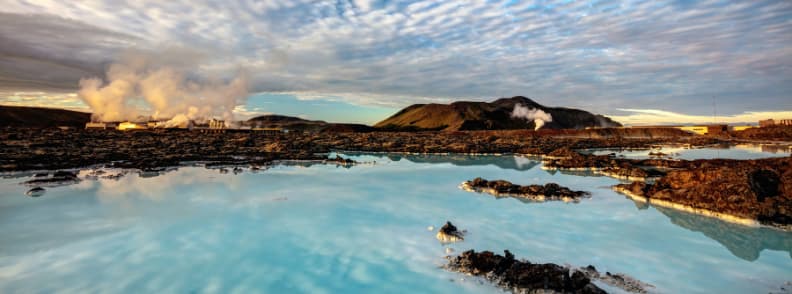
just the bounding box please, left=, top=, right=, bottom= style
left=650, top=204, right=792, bottom=261
left=583, top=143, right=791, bottom=160
left=2, top=153, right=791, bottom=293
left=366, top=153, right=541, bottom=171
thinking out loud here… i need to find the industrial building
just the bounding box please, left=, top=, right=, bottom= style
left=84, top=118, right=288, bottom=134
left=760, top=119, right=792, bottom=127
left=85, top=122, right=118, bottom=129
left=631, top=124, right=736, bottom=135
left=117, top=122, right=147, bottom=131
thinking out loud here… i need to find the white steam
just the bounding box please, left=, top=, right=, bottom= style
left=78, top=50, right=249, bottom=126
left=511, top=104, right=553, bottom=130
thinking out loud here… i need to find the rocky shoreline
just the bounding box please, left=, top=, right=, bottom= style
left=612, top=157, right=792, bottom=230
left=0, top=128, right=717, bottom=172
left=445, top=250, right=653, bottom=294
left=539, top=146, right=791, bottom=230
left=3, top=128, right=789, bottom=230
left=460, top=177, right=590, bottom=203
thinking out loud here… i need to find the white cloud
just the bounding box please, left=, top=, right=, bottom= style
left=0, top=0, right=790, bottom=117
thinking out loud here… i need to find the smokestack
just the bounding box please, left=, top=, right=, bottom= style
left=511, top=104, right=553, bottom=131
left=78, top=49, right=249, bottom=124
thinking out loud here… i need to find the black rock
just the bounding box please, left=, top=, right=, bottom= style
left=26, top=187, right=46, bottom=197
left=749, top=169, right=780, bottom=201
left=437, top=221, right=465, bottom=242
left=446, top=250, right=606, bottom=294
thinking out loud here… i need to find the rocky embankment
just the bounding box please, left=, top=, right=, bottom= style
left=0, top=128, right=715, bottom=172
left=539, top=146, right=792, bottom=229
left=615, top=157, right=792, bottom=229
left=461, top=177, right=590, bottom=202
left=542, top=147, right=669, bottom=181
left=446, top=250, right=653, bottom=294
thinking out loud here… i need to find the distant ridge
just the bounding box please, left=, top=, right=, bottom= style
left=0, top=105, right=90, bottom=128
left=374, top=96, right=621, bottom=131
left=247, top=114, right=324, bottom=125
left=246, top=114, right=373, bottom=133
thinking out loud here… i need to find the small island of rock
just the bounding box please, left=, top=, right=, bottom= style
left=460, top=177, right=590, bottom=202
left=446, top=250, right=654, bottom=294
left=436, top=221, right=465, bottom=243
left=446, top=250, right=606, bottom=294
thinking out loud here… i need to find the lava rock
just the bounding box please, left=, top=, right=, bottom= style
left=446, top=250, right=606, bottom=294
left=749, top=169, right=780, bottom=201
left=25, top=187, right=46, bottom=197
left=436, top=221, right=465, bottom=243
left=462, top=177, right=590, bottom=202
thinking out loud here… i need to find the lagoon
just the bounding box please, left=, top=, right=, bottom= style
left=0, top=152, right=790, bottom=293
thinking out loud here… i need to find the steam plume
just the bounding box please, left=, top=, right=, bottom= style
left=78, top=50, right=249, bottom=125
left=511, top=104, right=553, bottom=130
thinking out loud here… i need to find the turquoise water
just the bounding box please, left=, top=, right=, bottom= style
left=582, top=143, right=791, bottom=160
left=1, top=153, right=790, bottom=293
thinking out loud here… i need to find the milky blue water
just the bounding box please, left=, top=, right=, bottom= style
left=0, top=152, right=790, bottom=293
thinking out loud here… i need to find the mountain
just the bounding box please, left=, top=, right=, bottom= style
left=247, top=114, right=324, bottom=125
left=0, top=105, right=90, bottom=128
left=246, top=114, right=373, bottom=132
left=374, top=96, right=621, bottom=131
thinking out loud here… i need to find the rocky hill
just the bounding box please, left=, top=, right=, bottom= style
left=374, top=96, right=620, bottom=131
left=246, top=114, right=372, bottom=132
left=0, top=105, right=90, bottom=128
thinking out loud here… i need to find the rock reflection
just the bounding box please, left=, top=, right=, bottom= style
left=652, top=205, right=792, bottom=261
left=383, top=154, right=541, bottom=171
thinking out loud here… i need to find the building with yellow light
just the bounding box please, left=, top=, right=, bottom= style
left=116, top=122, right=147, bottom=131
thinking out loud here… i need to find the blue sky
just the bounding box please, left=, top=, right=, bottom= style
left=0, top=0, right=790, bottom=125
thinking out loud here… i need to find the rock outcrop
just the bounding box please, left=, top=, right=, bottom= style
left=436, top=221, right=465, bottom=243
left=461, top=177, right=590, bottom=202
left=446, top=250, right=607, bottom=294
left=614, top=157, right=792, bottom=229
left=25, top=187, right=46, bottom=197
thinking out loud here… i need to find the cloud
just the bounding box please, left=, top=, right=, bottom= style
left=0, top=0, right=790, bottom=120
left=0, top=91, right=88, bottom=111
left=0, top=12, right=140, bottom=92
left=610, top=108, right=792, bottom=126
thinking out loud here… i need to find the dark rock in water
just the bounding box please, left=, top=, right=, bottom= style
left=23, top=170, right=81, bottom=187
left=461, top=177, right=590, bottom=202
left=579, top=265, right=654, bottom=293
left=25, top=187, right=46, bottom=197
left=53, top=170, right=78, bottom=179
left=437, top=221, right=465, bottom=243
left=546, top=147, right=583, bottom=159
left=328, top=155, right=356, bottom=165
left=749, top=169, right=780, bottom=201
left=446, top=250, right=606, bottom=294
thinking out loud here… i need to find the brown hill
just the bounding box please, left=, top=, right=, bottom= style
left=246, top=114, right=372, bottom=133
left=0, top=105, right=90, bottom=128
left=374, top=96, right=620, bottom=131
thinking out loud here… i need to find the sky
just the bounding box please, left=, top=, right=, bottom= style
left=0, top=0, right=791, bottom=125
